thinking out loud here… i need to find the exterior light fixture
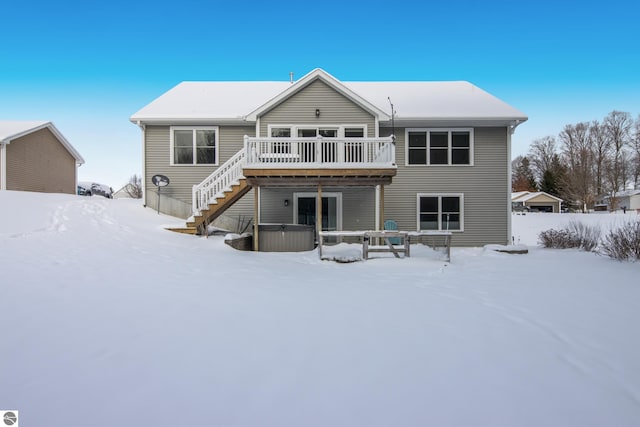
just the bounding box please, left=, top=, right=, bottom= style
left=284, top=199, right=289, bottom=207
left=315, top=108, right=320, bottom=118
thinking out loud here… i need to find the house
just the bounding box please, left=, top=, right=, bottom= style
left=113, top=183, right=140, bottom=199
left=0, top=121, right=84, bottom=194
left=598, top=189, right=640, bottom=212
left=130, top=69, right=527, bottom=249
left=512, top=191, right=563, bottom=213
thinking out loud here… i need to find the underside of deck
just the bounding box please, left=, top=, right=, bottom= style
left=243, top=167, right=396, bottom=186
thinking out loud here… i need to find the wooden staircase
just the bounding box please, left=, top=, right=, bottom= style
left=168, top=178, right=251, bottom=235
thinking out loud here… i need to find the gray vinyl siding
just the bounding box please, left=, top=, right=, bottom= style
left=144, top=125, right=255, bottom=219
left=6, top=128, right=76, bottom=194
left=259, top=79, right=376, bottom=137
left=383, top=127, right=510, bottom=246
left=260, top=187, right=376, bottom=230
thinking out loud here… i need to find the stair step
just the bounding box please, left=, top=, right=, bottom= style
left=166, top=227, right=198, bottom=235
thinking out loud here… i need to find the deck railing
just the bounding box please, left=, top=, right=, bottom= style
left=244, top=136, right=395, bottom=168
left=192, top=136, right=396, bottom=215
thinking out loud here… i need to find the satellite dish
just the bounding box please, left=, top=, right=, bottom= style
left=152, top=174, right=170, bottom=187
left=151, top=175, right=170, bottom=214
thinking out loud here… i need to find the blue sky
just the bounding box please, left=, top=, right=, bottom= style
left=2, top=0, right=639, bottom=188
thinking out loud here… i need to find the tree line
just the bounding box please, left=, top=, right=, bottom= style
left=512, top=111, right=640, bottom=211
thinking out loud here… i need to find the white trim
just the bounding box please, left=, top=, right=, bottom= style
left=416, top=193, right=465, bottom=232
left=245, top=69, right=390, bottom=121
left=0, top=143, right=6, bottom=190
left=169, top=126, right=219, bottom=166
left=293, top=191, right=343, bottom=231
left=405, top=128, right=474, bottom=166
left=507, top=128, right=512, bottom=243
left=255, top=118, right=260, bottom=138
left=139, top=122, right=146, bottom=202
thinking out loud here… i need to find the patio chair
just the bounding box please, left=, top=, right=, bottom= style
left=384, top=219, right=401, bottom=245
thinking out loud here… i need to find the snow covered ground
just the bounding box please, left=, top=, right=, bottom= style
left=1, top=191, right=639, bottom=427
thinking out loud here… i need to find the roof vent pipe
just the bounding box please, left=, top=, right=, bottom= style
left=290, top=72, right=294, bottom=84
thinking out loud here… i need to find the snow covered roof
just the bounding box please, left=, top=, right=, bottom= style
left=512, top=191, right=563, bottom=203
left=511, top=191, right=530, bottom=201
left=130, top=68, right=527, bottom=126
left=0, top=121, right=85, bottom=164
left=245, top=69, right=390, bottom=121
left=612, top=189, right=640, bottom=198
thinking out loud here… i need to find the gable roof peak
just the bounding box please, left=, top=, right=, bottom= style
left=245, top=68, right=390, bottom=121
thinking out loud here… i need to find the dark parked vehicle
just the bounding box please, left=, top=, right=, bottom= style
left=78, top=182, right=113, bottom=198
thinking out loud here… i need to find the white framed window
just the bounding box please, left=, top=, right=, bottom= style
left=267, top=124, right=367, bottom=139
left=266, top=124, right=367, bottom=163
left=406, top=129, right=473, bottom=166
left=270, top=127, right=292, bottom=154
left=417, top=193, right=464, bottom=231
left=170, top=126, right=218, bottom=165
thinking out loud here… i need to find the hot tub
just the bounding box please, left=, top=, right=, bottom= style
left=258, top=224, right=315, bottom=252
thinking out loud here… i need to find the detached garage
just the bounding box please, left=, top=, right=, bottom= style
left=0, top=121, right=84, bottom=194
left=512, top=191, right=563, bottom=213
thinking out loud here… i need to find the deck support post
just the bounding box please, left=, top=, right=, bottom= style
left=253, top=186, right=259, bottom=251
left=316, top=183, right=323, bottom=245
left=379, top=185, right=385, bottom=230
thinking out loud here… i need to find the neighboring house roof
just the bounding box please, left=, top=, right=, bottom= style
left=610, top=189, right=640, bottom=198
left=130, top=68, right=527, bottom=127
left=0, top=121, right=85, bottom=164
left=511, top=191, right=530, bottom=201
left=512, top=191, right=563, bottom=203
left=113, top=183, right=137, bottom=198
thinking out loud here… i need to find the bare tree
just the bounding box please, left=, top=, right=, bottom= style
left=604, top=111, right=633, bottom=209
left=528, top=136, right=558, bottom=183
left=125, top=174, right=143, bottom=199
left=632, top=114, right=640, bottom=189
left=589, top=120, right=610, bottom=197
left=559, top=122, right=594, bottom=211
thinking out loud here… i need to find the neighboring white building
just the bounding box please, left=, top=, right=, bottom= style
left=599, top=189, right=640, bottom=212
left=113, top=183, right=139, bottom=199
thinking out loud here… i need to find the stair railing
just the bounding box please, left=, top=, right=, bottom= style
left=192, top=148, right=246, bottom=215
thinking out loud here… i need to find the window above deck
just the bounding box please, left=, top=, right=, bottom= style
left=406, top=128, right=474, bottom=166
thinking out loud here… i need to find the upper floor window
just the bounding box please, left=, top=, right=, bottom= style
left=267, top=125, right=366, bottom=139
left=267, top=125, right=367, bottom=163
left=270, top=127, right=292, bottom=154
left=170, top=126, right=217, bottom=165
left=406, top=129, right=473, bottom=166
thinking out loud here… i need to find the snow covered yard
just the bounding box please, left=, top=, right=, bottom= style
left=1, top=191, right=639, bottom=427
